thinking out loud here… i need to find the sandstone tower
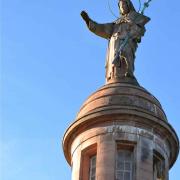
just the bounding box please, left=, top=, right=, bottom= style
left=63, top=76, right=179, bottom=180
left=62, top=1, right=179, bottom=180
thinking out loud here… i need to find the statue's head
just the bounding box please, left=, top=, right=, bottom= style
left=118, top=0, right=136, bottom=15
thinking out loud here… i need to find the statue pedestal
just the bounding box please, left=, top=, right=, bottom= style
left=107, top=76, right=139, bottom=86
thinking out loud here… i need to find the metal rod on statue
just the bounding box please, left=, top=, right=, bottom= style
left=141, top=0, right=152, bottom=14
left=112, top=0, right=153, bottom=65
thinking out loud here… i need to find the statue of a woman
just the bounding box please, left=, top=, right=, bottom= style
left=81, top=0, right=150, bottom=82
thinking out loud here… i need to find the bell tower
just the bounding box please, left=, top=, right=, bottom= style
left=62, top=1, right=179, bottom=180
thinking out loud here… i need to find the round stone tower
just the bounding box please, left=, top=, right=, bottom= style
left=63, top=78, right=179, bottom=180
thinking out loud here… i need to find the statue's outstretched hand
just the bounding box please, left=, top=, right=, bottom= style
left=81, top=11, right=90, bottom=24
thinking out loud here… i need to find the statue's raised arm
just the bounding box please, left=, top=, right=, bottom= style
left=81, top=11, right=114, bottom=39
left=81, top=0, right=150, bottom=83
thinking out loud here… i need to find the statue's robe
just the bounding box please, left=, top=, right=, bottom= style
left=87, top=11, right=150, bottom=81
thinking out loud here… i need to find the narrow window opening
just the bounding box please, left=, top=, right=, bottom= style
left=116, top=143, right=134, bottom=180
left=153, top=151, right=165, bottom=180
left=80, top=144, right=97, bottom=180
left=89, top=155, right=96, bottom=180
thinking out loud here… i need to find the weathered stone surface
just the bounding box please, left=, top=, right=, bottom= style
left=76, top=83, right=167, bottom=121
left=63, top=80, right=179, bottom=180
left=67, top=121, right=177, bottom=180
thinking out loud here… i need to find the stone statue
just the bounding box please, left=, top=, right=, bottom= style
left=81, top=0, right=150, bottom=82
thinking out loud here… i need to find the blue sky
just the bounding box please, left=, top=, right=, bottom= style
left=1, top=0, right=180, bottom=179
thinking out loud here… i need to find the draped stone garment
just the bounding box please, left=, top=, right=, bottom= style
left=87, top=11, right=150, bottom=82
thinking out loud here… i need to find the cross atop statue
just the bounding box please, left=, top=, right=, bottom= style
left=81, top=0, right=150, bottom=83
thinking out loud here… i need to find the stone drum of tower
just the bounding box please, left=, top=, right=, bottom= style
left=63, top=82, right=179, bottom=180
